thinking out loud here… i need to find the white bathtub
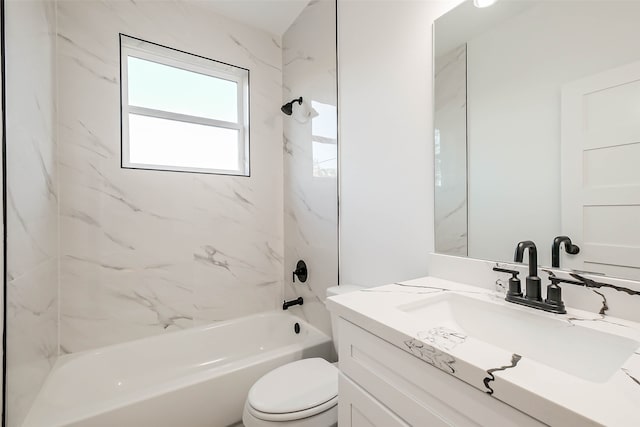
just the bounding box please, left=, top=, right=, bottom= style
left=22, top=312, right=333, bottom=427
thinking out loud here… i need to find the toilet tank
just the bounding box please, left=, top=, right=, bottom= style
left=326, top=285, right=364, bottom=353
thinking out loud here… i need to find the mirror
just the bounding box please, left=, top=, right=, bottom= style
left=434, top=0, right=640, bottom=281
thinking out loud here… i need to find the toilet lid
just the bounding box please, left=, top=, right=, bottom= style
left=248, top=358, right=338, bottom=416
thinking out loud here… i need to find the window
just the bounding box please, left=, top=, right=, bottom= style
left=120, top=34, right=249, bottom=176
left=311, top=101, right=337, bottom=178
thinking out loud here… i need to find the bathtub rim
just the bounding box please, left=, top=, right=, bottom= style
left=23, top=311, right=332, bottom=427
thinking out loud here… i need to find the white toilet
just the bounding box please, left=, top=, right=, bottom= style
left=242, top=285, right=363, bottom=427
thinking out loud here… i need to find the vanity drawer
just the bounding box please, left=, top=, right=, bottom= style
left=339, top=373, right=409, bottom=427
left=338, top=318, right=545, bottom=427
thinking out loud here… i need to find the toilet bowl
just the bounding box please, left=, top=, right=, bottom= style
left=242, top=285, right=363, bottom=427
left=242, top=358, right=338, bottom=427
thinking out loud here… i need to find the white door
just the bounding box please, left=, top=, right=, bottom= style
left=561, top=60, right=640, bottom=280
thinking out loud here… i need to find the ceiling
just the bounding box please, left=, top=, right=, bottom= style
left=435, top=0, right=533, bottom=58
left=193, top=0, right=311, bottom=37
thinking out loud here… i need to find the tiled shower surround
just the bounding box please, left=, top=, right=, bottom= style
left=56, top=0, right=284, bottom=353
left=5, top=0, right=59, bottom=424
left=282, top=0, right=338, bottom=336
left=5, top=0, right=338, bottom=425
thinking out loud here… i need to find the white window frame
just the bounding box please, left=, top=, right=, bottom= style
left=120, top=34, right=250, bottom=176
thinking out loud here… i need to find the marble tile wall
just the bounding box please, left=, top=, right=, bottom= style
left=282, top=0, right=338, bottom=336
left=5, top=0, right=59, bottom=425
left=434, top=44, right=468, bottom=257
left=56, top=0, right=284, bottom=353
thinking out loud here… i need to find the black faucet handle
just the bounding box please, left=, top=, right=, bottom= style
left=493, top=267, right=523, bottom=298
left=544, top=283, right=566, bottom=313
left=292, top=260, right=308, bottom=283
left=493, top=267, right=520, bottom=276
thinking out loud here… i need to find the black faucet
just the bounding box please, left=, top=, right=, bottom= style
left=514, top=240, right=542, bottom=301
left=551, top=236, right=580, bottom=268
left=493, top=240, right=566, bottom=314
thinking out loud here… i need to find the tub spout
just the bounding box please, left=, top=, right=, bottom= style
left=283, top=297, right=303, bottom=310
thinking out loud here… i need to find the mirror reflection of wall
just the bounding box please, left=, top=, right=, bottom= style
left=434, top=0, right=640, bottom=280
left=434, top=44, right=467, bottom=256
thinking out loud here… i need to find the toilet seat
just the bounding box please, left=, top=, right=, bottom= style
left=247, top=358, right=338, bottom=422
left=247, top=395, right=337, bottom=422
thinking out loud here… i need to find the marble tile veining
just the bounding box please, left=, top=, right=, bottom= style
left=6, top=1, right=336, bottom=423
left=434, top=44, right=468, bottom=257
left=482, top=353, right=522, bottom=395
left=5, top=0, right=59, bottom=425
left=282, top=0, right=338, bottom=337
left=328, top=276, right=640, bottom=426
left=57, top=0, right=284, bottom=353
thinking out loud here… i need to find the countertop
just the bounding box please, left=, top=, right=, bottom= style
left=326, top=277, right=640, bottom=427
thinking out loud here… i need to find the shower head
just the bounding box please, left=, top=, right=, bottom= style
left=281, top=97, right=303, bottom=116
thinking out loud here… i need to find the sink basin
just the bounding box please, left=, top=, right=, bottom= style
left=398, top=293, right=639, bottom=382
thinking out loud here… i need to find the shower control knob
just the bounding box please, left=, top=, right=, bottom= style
left=292, top=260, right=308, bottom=283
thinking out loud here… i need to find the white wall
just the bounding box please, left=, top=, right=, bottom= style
left=56, top=0, right=284, bottom=353
left=5, top=1, right=59, bottom=425
left=338, top=0, right=463, bottom=287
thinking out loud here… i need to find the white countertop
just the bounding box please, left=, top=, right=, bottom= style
left=326, top=277, right=640, bottom=427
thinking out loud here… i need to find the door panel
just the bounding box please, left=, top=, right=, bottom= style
left=561, top=60, right=640, bottom=279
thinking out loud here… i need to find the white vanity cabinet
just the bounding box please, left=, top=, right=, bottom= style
left=336, top=318, right=545, bottom=427
left=339, top=375, right=409, bottom=427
